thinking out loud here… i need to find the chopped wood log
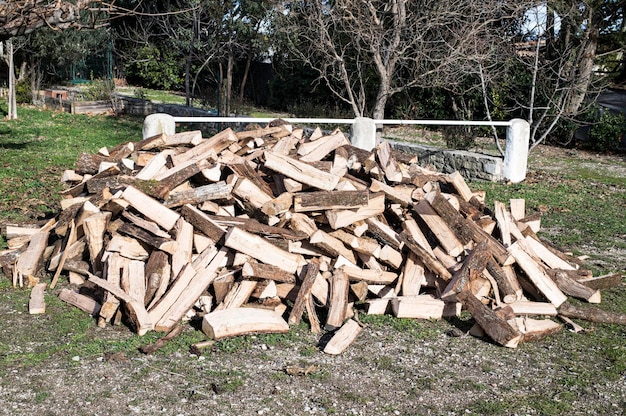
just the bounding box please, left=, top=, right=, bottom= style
left=558, top=302, right=626, bottom=326
left=223, top=227, right=304, bottom=274
left=398, top=231, right=452, bottom=280
left=441, top=240, right=490, bottom=301
left=325, top=193, right=386, bottom=229
left=171, top=218, right=194, bottom=277
left=171, top=128, right=237, bottom=166
left=509, top=199, right=526, bottom=221
left=216, top=280, right=258, bottom=311
left=29, top=283, right=47, bottom=314
left=150, top=160, right=206, bottom=199
left=456, top=290, right=522, bottom=348
left=494, top=201, right=512, bottom=247
left=341, top=265, right=397, bottom=285
left=263, top=151, right=340, bottom=191
left=164, top=181, right=231, bottom=208
left=577, top=273, right=622, bottom=290
left=241, top=261, right=296, bottom=283
left=507, top=301, right=558, bottom=316
left=288, top=260, right=321, bottom=325
left=143, top=251, right=168, bottom=307
left=369, top=179, right=413, bottom=206
left=58, top=288, right=102, bottom=316
left=414, top=199, right=464, bottom=257
left=15, top=228, right=50, bottom=287
left=508, top=242, right=568, bottom=307
left=326, top=268, right=350, bottom=329
left=309, top=230, right=357, bottom=265
left=298, top=131, right=350, bottom=162
left=50, top=220, right=77, bottom=289
left=391, top=295, right=445, bottom=319
left=106, top=235, right=149, bottom=260
left=376, top=141, right=403, bottom=183
left=379, top=244, right=403, bottom=269
left=524, top=238, right=577, bottom=273
left=207, top=214, right=306, bottom=240
left=180, top=204, right=226, bottom=242
left=261, top=192, right=293, bottom=217
left=122, top=185, right=180, bottom=231
left=202, top=307, right=290, bottom=339
left=323, top=319, right=363, bottom=355
left=485, top=259, right=522, bottom=304
left=446, top=171, right=474, bottom=202
left=293, top=190, right=369, bottom=212
left=513, top=317, right=562, bottom=343
left=83, top=212, right=111, bottom=273
left=548, top=269, right=601, bottom=304
left=401, top=253, right=426, bottom=296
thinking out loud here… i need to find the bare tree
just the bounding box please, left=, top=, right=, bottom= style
left=278, top=0, right=523, bottom=121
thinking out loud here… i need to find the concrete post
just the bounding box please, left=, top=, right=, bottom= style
left=143, top=113, right=176, bottom=139
left=503, top=118, right=530, bottom=183
left=351, top=117, right=377, bottom=151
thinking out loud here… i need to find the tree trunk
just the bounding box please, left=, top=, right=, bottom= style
left=225, top=51, right=234, bottom=116
left=239, top=48, right=253, bottom=104
left=563, top=26, right=598, bottom=116
left=7, top=39, right=17, bottom=119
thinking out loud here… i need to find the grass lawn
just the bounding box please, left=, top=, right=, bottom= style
left=0, top=103, right=625, bottom=415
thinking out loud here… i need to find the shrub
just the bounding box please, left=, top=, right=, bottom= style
left=442, top=125, right=476, bottom=150
left=587, top=111, right=626, bottom=152
left=15, top=78, right=32, bottom=104
left=83, top=78, right=114, bottom=101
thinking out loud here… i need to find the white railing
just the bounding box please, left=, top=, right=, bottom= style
left=150, top=115, right=528, bottom=183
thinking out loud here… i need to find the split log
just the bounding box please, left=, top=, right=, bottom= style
left=298, top=131, right=350, bottom=162
left=398, top=231, right=452, bottom=280
left=548, top=269, right=601, bottom=304
left=264, top=151, right=340, bottom=191
left=391, top=295, right=445, bottom=319
left=293, top=190, right=369, bottom=212
left=325, top=193, right=386, bottom=229
left=512, top=317, right=562, bottom=343
left=241, top=262, right=296, bottom=283
left=164, top=181, right=231, bottom=208
left=122, top=185, right=180, bottom=231
left=202, top=307, right=290, bottom=339
left=288, top=259, right=321, bottom=325
left=577, top=273, right=622, bottom=290
left=507, top=301, right=558, bottom=316
left=323, top=319, right=363, bottom=355
left=508, top=242, right=567, bottom=307
left=558, top=302, right=626, bottom=326
left=326, top=268, right=350, bottom=329
left=59, top=288, right=102, bottom=316
left=15, top=228, right=50, bottom=287
left=414, top=199, right=464, bottom=257
left=441, top=240, right=490, bottom=301
left=29, top=283, right=47, bottom=314
left=456, top=290, right=522, bottom=348
left=223, top=227, right=304, bottom=274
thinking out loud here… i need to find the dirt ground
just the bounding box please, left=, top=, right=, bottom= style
left=1, top=137, right=625, bottom=416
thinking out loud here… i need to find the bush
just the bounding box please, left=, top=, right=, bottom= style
left=442, top=125, right=476, bottom=150
left=82, top=78, right=114, bottom=101
left=15, top=78, right=32, bottom=104
left=587, top=111, right=626, bottom=152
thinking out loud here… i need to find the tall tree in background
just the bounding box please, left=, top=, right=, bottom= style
left=278, top=0, right=524, bottom=120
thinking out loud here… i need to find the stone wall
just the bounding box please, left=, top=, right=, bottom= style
left=388, top=140, right=503, bottom=182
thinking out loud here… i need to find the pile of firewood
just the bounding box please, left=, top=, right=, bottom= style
left=1, top=122, right=623, bottom=354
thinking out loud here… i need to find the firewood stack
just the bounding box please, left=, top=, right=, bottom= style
left=1, top=122, right=623, bottom=353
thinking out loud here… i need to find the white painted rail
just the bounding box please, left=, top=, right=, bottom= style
left=146, top=114, right=528, bottom=183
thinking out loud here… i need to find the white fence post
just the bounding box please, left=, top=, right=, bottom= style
left=503, top=118, right=530, bottom=183
left=143, top=113, right=176, bottom=139
left=351, top=117, right=377, bottom=151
